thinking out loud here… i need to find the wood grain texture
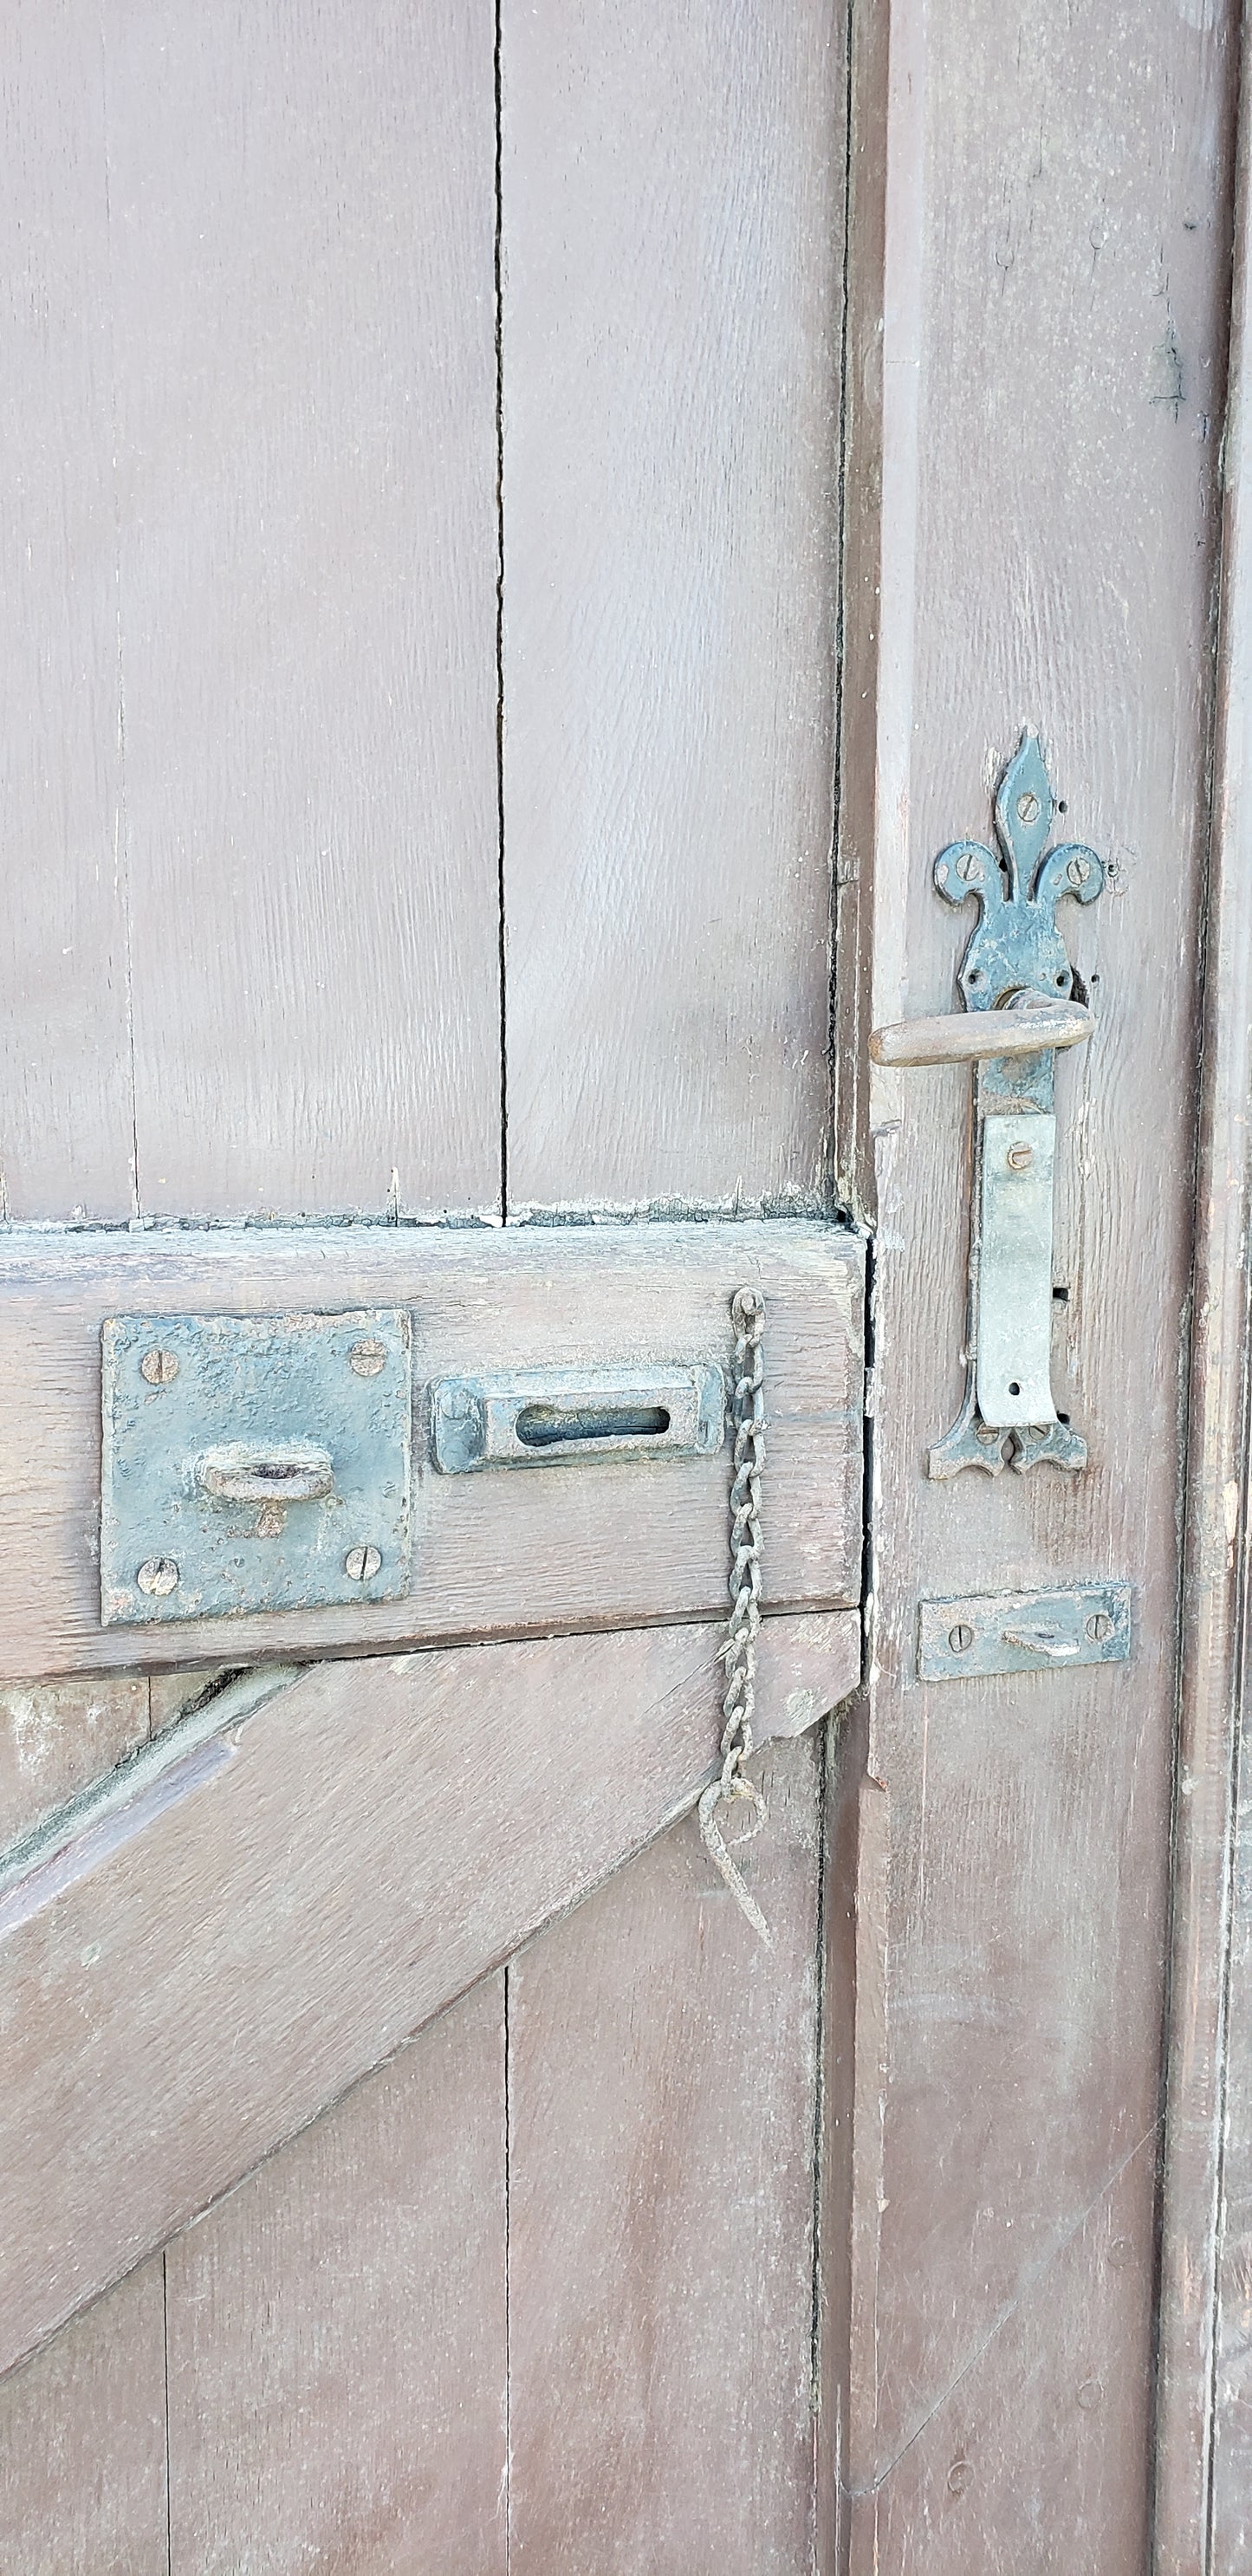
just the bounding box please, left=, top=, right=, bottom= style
left=507, top=1734, right=826, bottom=2575
left=0, top=2257, right=168, bottom=2576
left=833, top=0, right=1237, bottom=2560
left=1212, top=1631, right=1252, bottom=2573
left=0, top=1219, right=862, bottom=1676
left=166, top=1976, right=508, bottom=2576
left=0, top=2, right=136, bottom=1220
left=866, top=2134, right=1157, bottom=2573
left=1154, top=21, right=1252, bottom=2569
left=109, top=0, right=500, bottom=1219
left=0, top=1677, right=149, bottom=1847
left=3, top=0, right=500, bottom=1226
left=500, top=0, right=844, bottom=1212
left=0, top=1610, right=856, bottom=2377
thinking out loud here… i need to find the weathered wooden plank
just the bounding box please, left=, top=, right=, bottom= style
left=0, top=2257, right=168, bottom=2576
left=868, top=2134, right=1157, bottom=2572
left=0, top=2, right=135, bottom=1221
left=99, top=0, right=500, bottom=1220
left=507, top=1734, right=826, bottom=2575
left=0, top=1219, right=862, bottom=1676
left=500, top=0, right=843, bottom=1211
left=166, top=1976, right=508, bottom=2576
left=1211, top=1641, right=1252, bottom=2572
left=832, top=0, right=1237, bottom=2562
left=0, top=1608, right=857, bottom=2378
left=0, top=1677, right=150, bottom=1848
left=1154, top=18, right=1252, bottom=2567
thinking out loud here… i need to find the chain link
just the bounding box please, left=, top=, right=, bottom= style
left=697, top=1286, right=771, bottom=1944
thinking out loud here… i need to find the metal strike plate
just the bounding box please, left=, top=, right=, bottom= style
left=101, top=1309, right=412, bottom=1624
left=431, top=1364, right=725, bottom=1474
left=917, top=1582, right=1131, bottom=1680
left=976, top=1112, right=1057, bottom=1426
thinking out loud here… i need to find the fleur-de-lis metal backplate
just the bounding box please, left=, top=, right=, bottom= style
left=928, top=730, right=1105, bottom=1477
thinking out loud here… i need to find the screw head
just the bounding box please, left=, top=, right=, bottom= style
left=1086, top=1611, right=1113, bottom=1643
left=956, top=850, right=983, bottom=882
left=947, top=2458, right=975, bottom=2497
left=345, top=1543, right=382, bottom=1582
left=1007, top=1142, right=1035, bottom=1172
left=1067, top=854, right=1091, bottom=888
left=348, top=1338, right=387, bottom=1379
left=948, top=1623, right=975, bottom=1655
left=136, top=1556, right=179, bottom=1598
left=1016, top=791, right=1041, bottom=827
left=140, top=1348, right=179, bottom=1386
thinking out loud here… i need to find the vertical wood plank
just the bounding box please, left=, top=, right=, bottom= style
left=0, top=2259, right=168, bottom=2576
left=101, top=0, right=500, bottom=1219
left=507, top=1738, right=824, bottom=2574
left=834, top=0, right=1237, bottom=2566
left=1212, top=1635, right=1252, bottom=2570
left=0, top=2, right=135, bottom=1220
left=1155, top=21, right=1252, bottom=2568
left=500, top=0, right=843, bottom=1211
left=165, top=1975, right=507, bottom=2576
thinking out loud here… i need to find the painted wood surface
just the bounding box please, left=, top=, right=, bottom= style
left=0, top=2256, right=168, bottom=2576
left=508, top=1735, right=825, bottom=2575
left=0, top=3, right=136, bottom=1223
left=500, top=0, right=843, bottom=1214
left=165, top=1976, right=509, bottom=2576
left=0, top=1219, right=863, bottom=1677
left=832, top=1, right=1237, bottom=2566
left=0, top=1610, right=856, bottom=2377
left=1154, top=23, right=1252, bottom=2573
left=1, top=1738, right=833, bottom=2573
left=2, top=0, right=501, bottom=1224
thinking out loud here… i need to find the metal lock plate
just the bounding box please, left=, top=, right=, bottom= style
left=917, top=1582, right=1132, bottom=1680
left=101, top=1309, right=412, bottom=1624
left=430, top=1364, right=725, bottom=1473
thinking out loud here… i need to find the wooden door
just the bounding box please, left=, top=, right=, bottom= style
left=0, top=5, right=1245, bottom=2573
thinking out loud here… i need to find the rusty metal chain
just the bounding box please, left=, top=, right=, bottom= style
left=697, top=1287, right=771, bottom=1945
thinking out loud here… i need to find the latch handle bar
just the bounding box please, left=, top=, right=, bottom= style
left=870, top=1000, right=1092, bottom=1067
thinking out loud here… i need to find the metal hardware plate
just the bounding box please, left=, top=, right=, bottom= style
left=101, top=1309, right=412, bottom=1624
left=431, top=1364, right=725, bottom=1474
left=976, top=1112, right=1057, bottom=1426
left=917, top=1582, right=1132, bottom=1680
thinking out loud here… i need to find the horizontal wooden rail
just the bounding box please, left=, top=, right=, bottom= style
left=0, top=1218, right=863, bottom=1677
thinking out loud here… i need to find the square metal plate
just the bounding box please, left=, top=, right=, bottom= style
left=101, top=1309, right=412, bottom=1625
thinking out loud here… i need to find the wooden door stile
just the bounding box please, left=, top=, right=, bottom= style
left=1153, top=22, right=1252, bottom=2566
left=830, top=0, right=1238, bottom=2566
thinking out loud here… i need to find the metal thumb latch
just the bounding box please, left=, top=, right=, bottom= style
left=870, top=732, right=1105, bottom=1476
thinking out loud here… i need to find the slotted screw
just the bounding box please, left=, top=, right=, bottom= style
left=136, top=1557, right=179, bottom=1598
left=348, top=1339, right=387, bottom=1379
left=948, top=1623, right=975, bottom=1655
left=1016, top=791, right=1041, bottom=827
left=345, top=1544, right=382, bottom=1582
left=140, top=1348, right=179, bottom=1386
left=1086, top=1611, right=1113, bottom=1643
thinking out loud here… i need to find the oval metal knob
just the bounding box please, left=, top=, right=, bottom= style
left=868, top=1000, right=1093, bottom=1067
